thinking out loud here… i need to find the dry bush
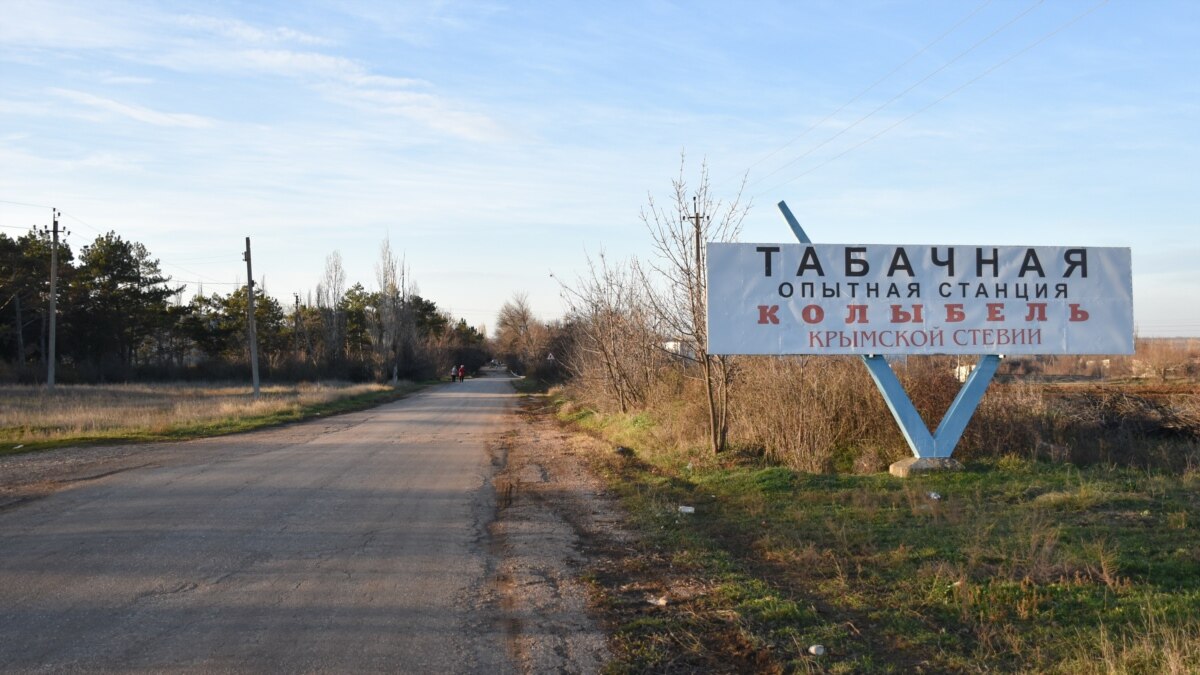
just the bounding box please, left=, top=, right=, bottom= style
left=556, top=251, right=675, bottom=414
left=726, top=356, right=905, bottom=473
left=962, top=378, right=1200, bottom=469
left=640, top=366, right=713, bottom=454
left=558, top=360, right=715, bottom=461
left=563, top=338, right=1200, bottom=473
left=1171, top=389, right=1200, bottom=424
left=960, top=381, right=1048, bottom=460
left=895, top=356, right=961, bottom=418
left=1135, top=337, right=1198, bottom=382
left=1037, top=389, right=1199, bottom=467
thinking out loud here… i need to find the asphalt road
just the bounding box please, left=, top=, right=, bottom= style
left=0, top=372, right=518, bottom=673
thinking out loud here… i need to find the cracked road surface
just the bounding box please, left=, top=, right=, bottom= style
left=0, top=371, right=523, bottom=673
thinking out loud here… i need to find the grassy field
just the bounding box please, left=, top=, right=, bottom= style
left=0, top=381, right=421, bottom=455
left=546, top=394, right=1200, bottom=673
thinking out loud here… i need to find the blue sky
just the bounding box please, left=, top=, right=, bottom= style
left=1, top=0, right=1197, bottom=336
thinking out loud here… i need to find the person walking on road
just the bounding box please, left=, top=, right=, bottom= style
left=449, top=366, right=457, bottom=382
left=457, top=364, right=466, bottom=382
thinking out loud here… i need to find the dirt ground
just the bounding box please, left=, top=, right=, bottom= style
left=485, top=395, right=634, bottom=673
left=488, top=395, right=738, bottom=673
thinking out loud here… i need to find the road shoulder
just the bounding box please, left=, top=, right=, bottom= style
left=485, top=394, right=633, bottom=672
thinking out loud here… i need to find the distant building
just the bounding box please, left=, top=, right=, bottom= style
left=663, top=339, right=694, bottom=361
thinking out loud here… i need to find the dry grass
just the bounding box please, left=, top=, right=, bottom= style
left=549, top=340, right=1200, bottom=671
left=603, top=355, right=1200, bottom=474
left=0, top=381, right=396, bottom=446
left=1069, top=605, right=1200, bottom=674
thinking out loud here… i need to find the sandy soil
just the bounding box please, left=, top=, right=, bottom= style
left=485, top=395, right=635, bottom=673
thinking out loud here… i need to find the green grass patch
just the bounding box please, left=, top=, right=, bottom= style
left=511, top=376, right=553, bottom=394
left=561, top=400, right=1200, bottom=673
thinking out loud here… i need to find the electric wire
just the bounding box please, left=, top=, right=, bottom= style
left=170, top=279, right=242, bottom=286
left=5, top=199, right=243, bottom=292
left=747, top=0, right=1045, bottom=191
left=60, top=211, right=106, bottom=235
left=731, top=0, right=993, bottom=187
left=755, top=0, right=1109, bottom=198
left=160, top=261, right=238, bottom=286
left=167, top=254, right=242, bottom=264
left=31, top=205, right=240, bottom=287
left=0, top=198, right=53, bottom=209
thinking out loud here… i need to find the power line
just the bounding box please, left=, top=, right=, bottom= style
left=59, top=211, right=106, bottom=235
left=8, top=201, right=244, bottom=291
left=0, top=198, right=53, bottom=209
left=170, top=279, right=242, bottom=286
left=748, top=0, right=1045, bottom=192
left=160, top=260, right=239, bottom=284
left=755, top=0, right=1109, bottom=198
left=731, top=0, right=994, bottom=188
left=166, top=254, right=242, bottom=264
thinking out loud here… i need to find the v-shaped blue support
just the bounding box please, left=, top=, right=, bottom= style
left=779, top=201, right=998, bottom=459
left=861, top=353, right=999, bottom=458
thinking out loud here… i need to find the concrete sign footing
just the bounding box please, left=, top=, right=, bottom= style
left=889, top=457, right=964, bottom=478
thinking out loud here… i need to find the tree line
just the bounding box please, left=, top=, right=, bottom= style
left=0, top=230, right=488, bottom=383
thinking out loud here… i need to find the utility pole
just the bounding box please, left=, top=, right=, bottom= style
left=687, top=195, right=721, bottom=454
left=690, top=196, right=705, bottom=284
left=293, top=293, right=301, bottom=361
left=46, top=208, right=61, bottom=391
left=243, top=237, right=260, bottom=399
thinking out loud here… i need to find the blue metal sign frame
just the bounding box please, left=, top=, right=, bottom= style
left=778, top=200, right=998, bottom=459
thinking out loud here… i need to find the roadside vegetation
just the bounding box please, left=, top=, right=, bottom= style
left=0, top=381, right=419, bottom=454
left=501, top=160, right=1200, bottom=671
left=538, top=283, right=1200, bottom=671
left=533, top=352, right=1200, bottom=672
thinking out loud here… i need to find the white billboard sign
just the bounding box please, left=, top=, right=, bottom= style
left=707, top=243, right=1133, bottom=356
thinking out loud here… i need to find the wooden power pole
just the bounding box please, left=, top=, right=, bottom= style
left=687, top=196, right=722, bottom=454
left=47, top=208, right=61, bottom=391
left=243, top=237, right=260, bottom=399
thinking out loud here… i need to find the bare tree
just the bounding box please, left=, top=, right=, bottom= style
left=496, top=292, right=545, bottom=375
left=316, top=251, right=346, bottom=366
left=374, top=236, right=418, bottom=380
left=637, top=154, right=750, bottom=453
left=557, top=251, right=661, bottom=413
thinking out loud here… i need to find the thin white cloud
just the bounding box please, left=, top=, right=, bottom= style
left=50, top=89, right=213, bottom=128
left=156, top=47, right=416, bottom=86
left=334, top=85, right=507, bottom=142
left=347, top=73, right=432, bottom=89
left=176, top=15, right=331, bottom=46
left=152, top=46, right=504, bottom=141
left=97, top=73, right=155, bottom=85
left=233, top=49, right=363, bottom=79
left=0, top=0, right=146, bottom=50
left=4, top=2, right=501, bottom=143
